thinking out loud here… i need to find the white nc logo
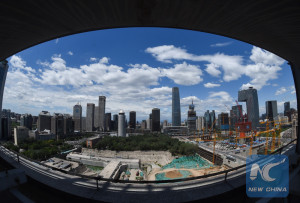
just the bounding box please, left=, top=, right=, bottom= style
left=250, top=158, right=286, bottom=182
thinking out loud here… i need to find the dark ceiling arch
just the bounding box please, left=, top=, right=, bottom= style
left=1, top=0, right=300, bottom=65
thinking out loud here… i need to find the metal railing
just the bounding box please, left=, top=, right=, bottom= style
left=0, top=138, right=297, bottom=188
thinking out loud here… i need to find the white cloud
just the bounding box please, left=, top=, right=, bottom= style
left=250, top=46, right=284, bottom=66
left=290, top=86, right=296, bottom=94
left=68, top=51, right=73, bottom=56
left=161, top=62, right=203, bottom=85
left=204, top=82, right=221, bottom=88
left=146, top=45, right=285, bottom=90
left=210, top=42, right=232, bottom=47
left=99, top=57, right=109, bottom=64
left=90, top=57, right=98, bottom=62
left=275, top=87, right=287, bottom=95
left=205, top=63, right=221, bottom=77
left=9, top=55, right=36, bottom=73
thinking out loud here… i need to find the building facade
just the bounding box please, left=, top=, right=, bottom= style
left=51, top=113, right=64, bottom=136
left=187, top=100, right=197, bottom=132
left=152, top=108, right=160, bottom=132
left=98, top=96, right=106, bottom=131
left=196, top=116, right=205, bottom=131
left=172, top=87, right=181, bottom=126
left=94, top=106, right=99, bottom=130
left=73, top=104, right=82, bottom=132
left=14, top=126, right=29, bottom=146
left=265, top=100, right=278, bottom=121
left=129, top=111, right=136, bottom=129
left=20, top=114, right=33, bottom=130
left=118, top=110, right=126, bottom=137
left=238, top=87, right=260, bottom=129
left=86, top=103, right=95, bottom=132
left=37, top=111, right=51, bottom=132
left=105, top=113, right=111, bottom=131
left=218, top=113, right=229, bottom=130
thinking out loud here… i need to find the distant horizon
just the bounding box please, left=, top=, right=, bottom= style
left=3, top=28, right=297, bottom=122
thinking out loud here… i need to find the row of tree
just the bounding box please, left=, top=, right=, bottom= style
left=90, top=134, right=198, bottom=156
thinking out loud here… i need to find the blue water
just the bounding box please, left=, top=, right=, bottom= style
left=162, top=154, right=213, bottom=170
left=155, top=170, right=192, bottom=180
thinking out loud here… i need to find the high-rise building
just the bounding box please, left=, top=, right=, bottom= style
left=86, top=103, right=95, bottom=132
left=37, top=111, right=51, bottom=132
left=284, top=101, right=291, bottom=121
left=210, top=110, right=216, bottom=130
left=147, top=113, right=152, bottom=130
left=152, top=108, right=160, bottom=132
left=98, top=96, right=106, bottom=131
left=187, top=100, right=197, bottom=131
left=129, top=111, right=136, bottom=129
left=105, top=113, right=111, bottom=131
left=218, top=113, right=229, bottom=130
left=94, top=106, right=99, bottom=130
left=113, top=114, right=118, bottom=131
left=172, top=87, right=181, bottom=126
left=238, top=87, right=260, bottom=129
left=265, top=100, right=278, bottom=121
left=81, top=117, right=86, bottom=131
left=20, top=114, right=33, bottom=130
left=230, top=105, right=243, bottom=129
left=196, top=116, right=205, bottom=131
left=14, top=126, right=29, bottom=146
left=51, top=113, right=64, bottom=136
left=0, top=60, right=9, bottom=140
left=118, top=110, right=125, bottom=137
left=141, top=120, right=147, bottom=129
left=73, top=104, right=82, bottom=132
left=63, top=114, right=73, bottom=135
left=204, top=110, right=211, bottom=131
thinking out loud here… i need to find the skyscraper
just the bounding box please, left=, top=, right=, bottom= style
left=230, top=105, right=243, bottom=129
left=238, top=87, right=259, bottom=129
left=187, top=100, right=197, bottom=131
left=113, top=114, right=118, bottom=131
left=98, top=96, right=106, bottom=131
left=118, top=110, right=125, bottom=137
left=94, top=106, right=99, bottom=130
left=73, top=104, right=82, bottom=132
left=129, top=111, right=136, bottom=129
left=63, top=114, right=73, bottom=135
left=218, top=113, right=229, bottom=130
left=172, top=87, right=181, bottom=126
left=37, top=111, right=51, bottom=132
left=204, top=110, right=211, bottom=131
left=105, top=113, right=111, bottom=131
left=210, top=110, right=216, bottom=130
left=0, top=60, right=9, bottom=140
left=86, top=103, right=95, bottom=132
left=20, top=114, right=33, bottom=130
left=152, top=108, right=160, bottom=132
left=51, top=113, right=64, bottom=136
left=284, top=101, right=291, bottom=121
left=265, top=100, right=278, bottom=121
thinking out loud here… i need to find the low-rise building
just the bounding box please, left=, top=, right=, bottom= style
left=86, top=136, right=102, bottom=148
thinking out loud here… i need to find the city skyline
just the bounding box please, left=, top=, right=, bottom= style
left=2, top=28, right=297, bottom=121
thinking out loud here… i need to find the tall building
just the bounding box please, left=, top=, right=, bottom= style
left=63, top=114, right=73, bottom=135
left=265, top=100, right=278, bottom=121
left=14, top=126, right=29, bottom=146
left=73, top=103, right=82, bottom=131
left=105, top=113, right=111, bottom=131
left=196, top=116, right=205, bottom=131
left=230, top=105, right=243, bottom=129
left=0, top=60, right=9, bottom=140
left=218, top=113, right=229, bottom=130
left=20, top=114, right=33, bottom=130
left=86, top=103, right=95, bottom=132
left=51, top=113, right=64, bottom=136
left=152, top=108, right=160, bottom=132
left=172, top=87, right=181, bottom=126
left=81, top=117, right=86, bottom=131
left=187, top=100, right=197, bottom=131
left=94, top=106, right=99, bottom=130
left=147, top=113, right=152, bottom=130
left=204, top=110, right=211, bottom=131
left=129, top=111, right=136, bottom=129
left=210, top=110, right=216, bottom=130
left=118, top=110, right=125, bottom=137
left=141, top=120, right=147, bottom=129
left=113, top=114, right=118, bottom=131
left=37, top=111, right=51, bottom=132
left=238, top=87, right=259, bottom=129
left=98, top=96, right=106, bottom=131
left=284, top=101, right=291, bottom=121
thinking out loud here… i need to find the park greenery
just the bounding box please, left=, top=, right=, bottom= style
left=92, top=134, right=198, bottom=156
left=64, top=132, right=95, bottom=141
left=4, top=139, right=73, bottom=161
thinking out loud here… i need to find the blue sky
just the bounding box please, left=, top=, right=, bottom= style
left=3, top=28, right=297, bottom=122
